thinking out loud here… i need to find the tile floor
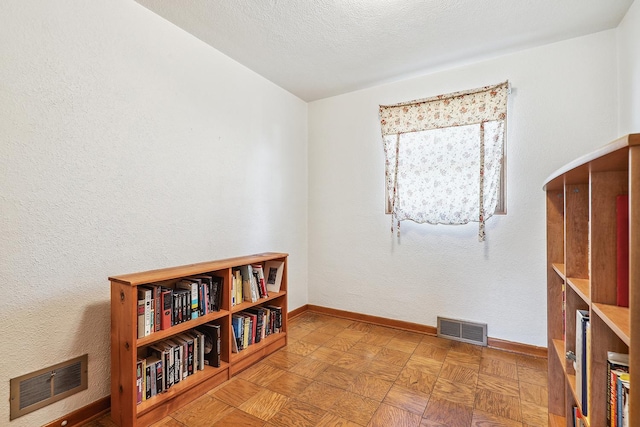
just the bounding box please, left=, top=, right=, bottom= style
left=85, top=311, right=549, bottom=427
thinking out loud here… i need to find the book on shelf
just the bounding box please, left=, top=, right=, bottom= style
left=240, top=265, right=260, bottom=303
left=245, top=307, right=265, bottom=343
left=616, top=194, right=629, bottom=307
left=616, top=372, right=630, bottom=427
left=607, top=351, right=629, bottom=427
left=576, top=309, right=589, bottom=416
left=264, top=260, right=284, bottom=293
left=232, top=315, right=244, bottom=351
left=196, top=323, right=221, bottom=368
left=242, top=314, right=251, bottom=349
left=160, top=287, right=172, bottom=330
left=252, top=264, right=268, bottom=298
left=233, top=269, right=242, bottom=306
left=192, top=275, right=212, bottom=316
left=137, top=287, right=152, bottom=338
left=231, top=323, right=239, bottom=353
left=136, top=358, right=144, bottom=404
left=176, top=279, right=199, bottom=320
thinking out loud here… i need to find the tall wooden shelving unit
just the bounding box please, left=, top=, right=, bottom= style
left=109, top=252, right=288, bottom=427
left=544, top=134, right=640, bottom=426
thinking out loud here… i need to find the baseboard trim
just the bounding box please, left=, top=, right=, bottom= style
left=487, top=337, right=548, bottom=359
left=306, top=304, right=438, bottom=334
left=288, top=304, right=309, bottom=319
left=301, top=304, right=547, bottom=359
left=43, top=396, right=110, bottom=427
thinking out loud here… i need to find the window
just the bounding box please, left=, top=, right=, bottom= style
left=379, top=81, right=509, bottom=241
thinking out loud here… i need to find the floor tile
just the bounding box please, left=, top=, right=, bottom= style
left=519, top=382, right=548, bottom=407
left=480, top=357, right=518, bottom=381
left=316, top=365, right=361, bottom=390
left=476, top=373, right=520, bottom=397
left=474, top=389, right=522, bottom=422
left=431, top=377, right=476, bottom=407
left=517, top=365, right=547, bottom=387
left=347, top=372, right=394, bottom=401
left=267, top=399, right=325, bottom=427
left=383, top=384, right=430, bottom=415
left=264, top=371, right=314, bottom=397
left=471, top=409, right=523, bottom=426
left=395, top=366, right=438, bottom=395
left=368, top=403, right=422, bottom=427
left=422, top=396, right=474, bottom=427
left=316, top=412, right=364, bottom=427
left=210, top=408, right=265, bottom=427
left=297, top=381, right=346, bottom=410
left=438, top=360, right=479, bottom=386
left=239, top=388, right=289, bottom=421
left=171, top=395, right=233, bottom=427
left=520, top=402, right=548, bottom=427
left=210, top=378, right=262, bottom=407
left=329, top=391, right=380, bottom=426
left=289, top=357, right=331, bottom=379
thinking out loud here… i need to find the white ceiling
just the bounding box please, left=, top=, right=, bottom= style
left=135, top=0, right=634, bottom=101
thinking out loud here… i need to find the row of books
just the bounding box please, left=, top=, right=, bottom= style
left=607, top=351, right=630, bottom=427
left=137, top=275, right=223, bottom=338
left=231, top=305, right=282, bottom=353
left=136, top=323, right=221, bottom=404
left=231, top=261, right=284, bottom=306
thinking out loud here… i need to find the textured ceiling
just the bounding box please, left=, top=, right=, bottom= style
left=135, top=0, right=634, bottom=101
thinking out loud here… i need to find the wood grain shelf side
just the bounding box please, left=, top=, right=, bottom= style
left=566, top=277, right=590, bottom=304
left=552, top=263, right=566, bottom=280
left=592, top=303, right=630, bottom=346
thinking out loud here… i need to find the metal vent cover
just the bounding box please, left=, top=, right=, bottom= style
left=437, top=316, right=487, bottom=346
left=10, top=354, right=88, bottom=420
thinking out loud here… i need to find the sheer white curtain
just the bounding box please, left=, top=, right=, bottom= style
left=380, top=81, right=508, bottom=241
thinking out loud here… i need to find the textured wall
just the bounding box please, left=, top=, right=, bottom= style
left=307, top=30, right=619, bottom=348
left=618, top=0, right=640, bottom=134
left=0, top=1, right=307, bottom=425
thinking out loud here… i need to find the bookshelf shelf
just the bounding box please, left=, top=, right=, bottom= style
left=552, top=263, right=566, bottom=279
left=231, top=290, right=287, bottom=313
left=110, top=252, right=289, bottom=427
left=544, top=134, right=639, bottom=426
left=135, top=310, right=230, bottom=347
left=567, top=277, right=590, bottom=304
left=592, top=303, right=630, bottom=346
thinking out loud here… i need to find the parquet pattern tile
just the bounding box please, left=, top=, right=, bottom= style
left=85, top=312, right=548, bottom=427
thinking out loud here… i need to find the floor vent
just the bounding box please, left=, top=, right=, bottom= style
left=10, top=354, right=88, bottom=420
left=437, top=317, right=488, bottom=346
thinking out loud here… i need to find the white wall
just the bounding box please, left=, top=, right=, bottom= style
left=618, top=0, right=640, bottom=134
left=0, top=1, right=307, bottom=425
left=308, top=30, right=619, bottom=348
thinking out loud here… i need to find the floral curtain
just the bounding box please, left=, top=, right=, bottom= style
left=380, top=81, right=508, bottom=241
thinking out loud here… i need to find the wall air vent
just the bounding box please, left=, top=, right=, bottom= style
left=437, top=317, right=488, bottom=346
left=10, top=354, right=88, bottom=420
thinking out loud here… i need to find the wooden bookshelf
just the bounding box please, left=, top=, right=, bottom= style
left=110, top=252, right=288, bottom=427
left=544, top=134, right=640, bottom=426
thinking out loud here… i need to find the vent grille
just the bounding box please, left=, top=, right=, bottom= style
left=10, top=354, right=88, bottom=420
left=437, top=317, right=487, bottom=346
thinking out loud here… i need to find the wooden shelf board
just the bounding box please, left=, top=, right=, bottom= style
left=230, top=332, right=286, bottom=364
left=551, top=339, right=566, bottom=372
left=543, top=134, right=640, bottom=190
left=136, top=362, right=229, bottom=415
left=137, top=310, right=229, bottom=347
left=549, top=413, right=566, bottom=427
left=592, top=303, right=630, bottom=346
left=110, top=252, right=288, bottom=286
left=552, top=263, right=566, bottom=280
left=231, top=291, right=286, bottom=313
left=567, top=277, right=590, bottom=304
